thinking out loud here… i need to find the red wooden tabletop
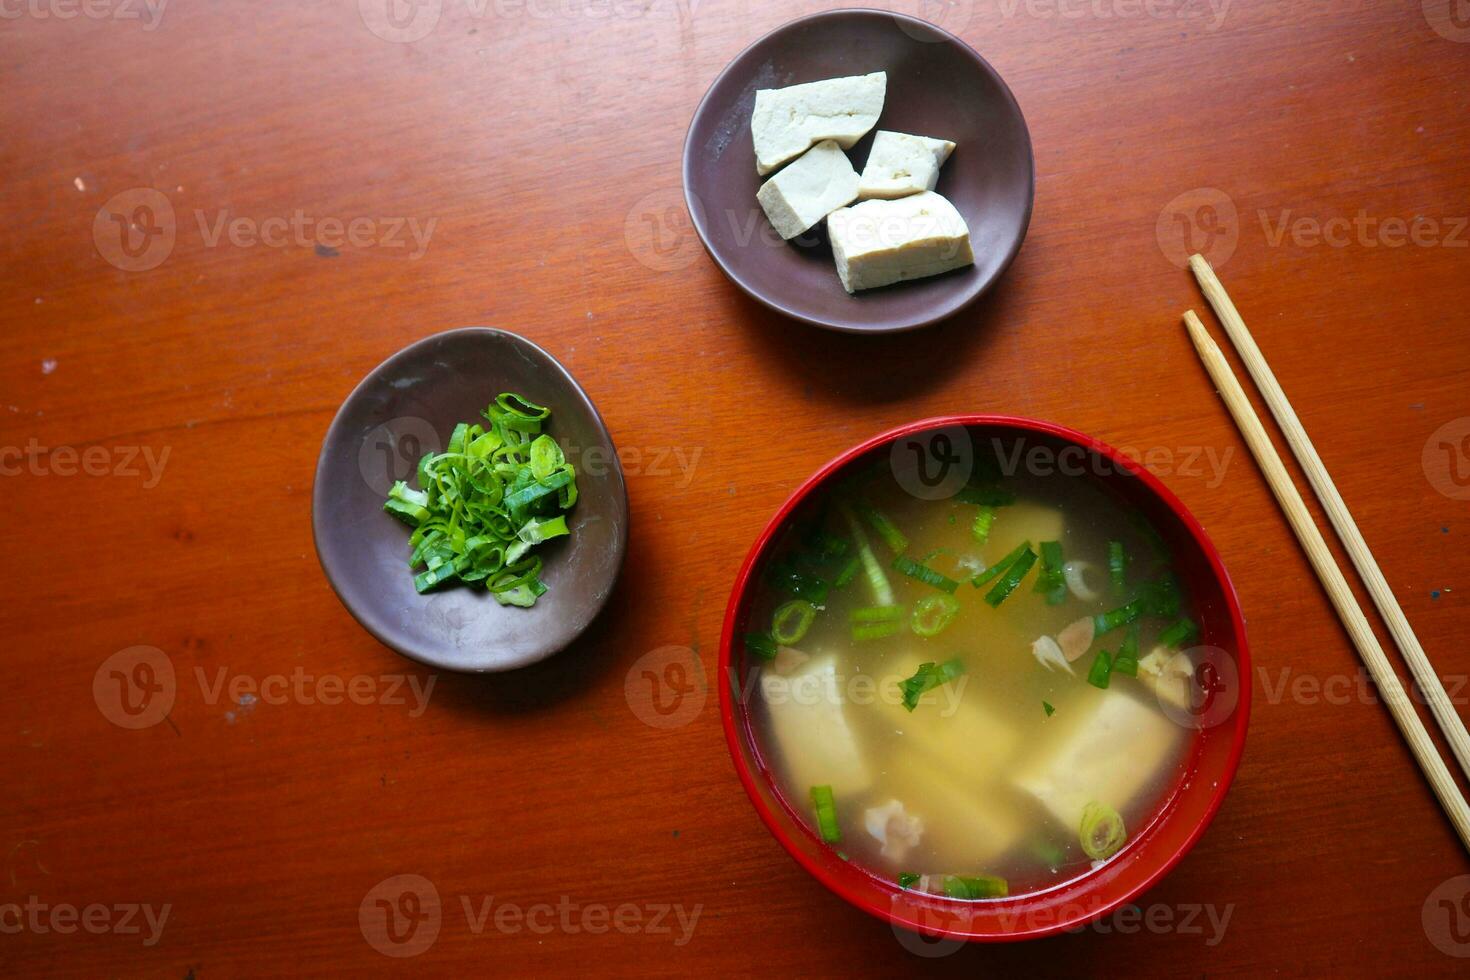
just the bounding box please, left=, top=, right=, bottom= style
left=3, top=1, right=1469, bottom=975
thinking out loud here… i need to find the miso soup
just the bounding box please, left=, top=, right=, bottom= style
left=743, top=450, right=1204, bottom=900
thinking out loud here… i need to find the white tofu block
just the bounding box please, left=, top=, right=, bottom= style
left=880, top=756, right=1027, bottom=868
left=751, top=71, right=886, bottom=176
left=873, top=655, right=1020, bottom=788
left=858, top=130, right=956, bottom=200
left=1011, top=688, right=1183, bottom=833
left=827, top=191, right=974, bottom=293
left=760, top=655, right=871, bottom=797
left=756, top=140, right=860, bottom=240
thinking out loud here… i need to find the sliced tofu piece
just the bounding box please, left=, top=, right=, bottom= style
left=880, top=756, right=1027, bottom=868
left=751, top=71, right=886, bottom=176
left=827, top=191, right=974, bottom=293
left=858, top=130, right=956, bottom=200
left=1011, top=687, right=1183, bottom=832
left=760, top=654, right=871, bottom=797
left=872, top=654, right=1020, bottom=789
left=756, top=140, right=860, bottom=240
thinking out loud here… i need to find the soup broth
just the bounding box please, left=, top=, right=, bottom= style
left=745, top=451, right=1202, bottom=900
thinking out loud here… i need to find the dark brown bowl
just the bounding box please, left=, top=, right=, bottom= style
left=683, top=9, right=1035, bottom=333
left=312, top=328, right=629, bottom=672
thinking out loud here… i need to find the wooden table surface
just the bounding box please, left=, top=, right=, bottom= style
left=3, top=1, right=1469, bottom=975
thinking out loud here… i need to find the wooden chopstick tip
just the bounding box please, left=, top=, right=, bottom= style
left=1182, top=309, right=1211, bottom=347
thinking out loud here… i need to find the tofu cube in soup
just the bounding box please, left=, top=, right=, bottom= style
left=879, top=757, right=1027, bottom=868
left=858, top=130, right=956, bottom=200
left=875, top=656, right=1020, bottom=787
left=760, top=654, right=872, bottom=797
left=827, top=191, right=975, bottom=293
left=751, top=71, right=887, bottom=176
left=756, top=140, right=861, bottom=240
left=1011, top=687, right=1184, bottom=833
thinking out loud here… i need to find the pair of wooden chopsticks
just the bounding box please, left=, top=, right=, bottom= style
left=1183, top=255, right=1470, bottom=854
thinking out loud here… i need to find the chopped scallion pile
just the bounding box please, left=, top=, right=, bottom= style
left=384, top=392, right=575, bottom=604
left=1087, top=649, right=1113, bottom=689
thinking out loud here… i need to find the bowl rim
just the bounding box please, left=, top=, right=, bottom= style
left=311, top=326, right=630, bottom=673
left=681, top=8, right=1036, bottom=334
left=717, top=414, right=1251, bottom=940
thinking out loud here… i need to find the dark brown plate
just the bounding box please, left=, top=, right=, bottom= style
left=682, top=9, right=1035, bottom=333
left=312, top=328, right=628, bottom=672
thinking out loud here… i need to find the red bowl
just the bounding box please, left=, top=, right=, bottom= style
left=718, top=416, right=1250, bottom=941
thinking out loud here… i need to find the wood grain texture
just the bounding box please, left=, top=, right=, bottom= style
left=1, top=1, right=1468, bottom=975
